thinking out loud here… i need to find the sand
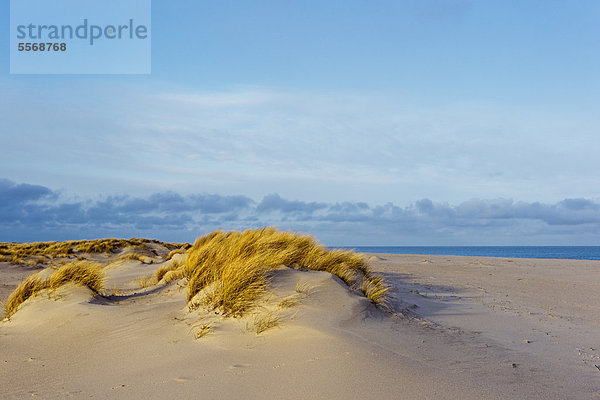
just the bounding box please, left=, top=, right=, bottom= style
left=1, top=252, right=599, bottom=399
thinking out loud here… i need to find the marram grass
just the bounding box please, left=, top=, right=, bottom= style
left=47, top=261, right=104, bottom=294
left=177, top=227, right=389, bottom=316
left=4, top=261, right=104, bottom=318
left=3, top=275, right=47, bottom=319
left=0, top=238, right=185, bottom=266
left=4, top=229, right=390, bottom=321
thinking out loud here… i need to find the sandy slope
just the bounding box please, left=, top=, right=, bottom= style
left=1, top=253, right=599, bottom=399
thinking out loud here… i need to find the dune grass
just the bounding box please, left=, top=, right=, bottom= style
left=119, top=253, right=148, bottom=263
left=165, top=245, right=191, bottom=261
left=252, top=311, right=281, bottom=334
left=3, top=261, right=105, bottom=318
left=360, top=275, right=390, bottom=310
left=47, top=261, right=104, bottom=294
left=177, top=227, right=389, bottom=317
left=138, top=260, right=184, bottom=288
left=4, top=229, right=390, bottom=322
left=3, top=275, right=47, bottom=319
left=0, top=238, right=185, bottom=266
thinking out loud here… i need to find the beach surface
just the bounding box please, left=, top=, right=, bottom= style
left=1, top=252, right=599, bottom=399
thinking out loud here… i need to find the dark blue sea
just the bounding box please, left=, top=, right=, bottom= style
left=335, top=246, right=600, bottom=261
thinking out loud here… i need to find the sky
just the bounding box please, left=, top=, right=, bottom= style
left=1, top=0, right=600, bottom=245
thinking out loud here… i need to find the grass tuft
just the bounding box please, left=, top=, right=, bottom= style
left=179, top=227, right=388, bottom=317
left=47, top=261, right=104, bottom=294
left=3, top=275, right=47, bottom=318
left=295, top=281, right=315, bottom=296
left=119, top=253, right=149, bottom=263
left=193, top=324, right=212, bottom=339
left=3, top=260, right=105, bottom=318
left=360, top=275, right=390, bottom=309
left=162, top=268, right=185, bottom=284
left=278, top=296, right=299, bottom=309
left=138, top=274, right=155, bottom=288
left=252, top=311, right=281, bottom=334
left=138, top=260, right=183, bottom=288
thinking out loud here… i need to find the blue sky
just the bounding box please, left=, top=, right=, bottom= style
left=1, top=0, right=600, bottom=245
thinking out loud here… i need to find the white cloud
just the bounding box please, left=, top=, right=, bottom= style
left=1, top=83, right=599, bottom=204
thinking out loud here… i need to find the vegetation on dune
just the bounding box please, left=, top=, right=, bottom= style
left=3, top=261, right=105, bottom=318
left=138, top=260, right=184, bottom=288
left=3, top=228, right=390, bottom=325
left=0, top=238, right=186, bottom=266
left=165, top=244, right=192, bottom=261
left=175, top=227, right=389, bottom=317
left=2, top=275, right=47, bottom=319
left=47, top=261, right=104, bottom=294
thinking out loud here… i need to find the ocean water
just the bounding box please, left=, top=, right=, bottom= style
left=335, top=246, right=600, bottom=261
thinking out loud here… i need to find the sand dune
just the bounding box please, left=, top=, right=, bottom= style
left=1, top=240, right=599, bottom=399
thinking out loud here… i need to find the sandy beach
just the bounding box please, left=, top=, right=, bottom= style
left=1, top=247, right=599, bottom=399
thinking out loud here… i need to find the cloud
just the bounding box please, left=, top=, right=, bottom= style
left=0, top=179, right=54, bottom=205
left=1, top=179, right=600, bottom=245
left=256, top=193, right=327, bottom=214
left=3, top=83, right=600, bottom=206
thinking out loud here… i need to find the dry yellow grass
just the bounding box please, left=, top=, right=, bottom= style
left=0, top=238, right=185, bottom=266
left=162, top=268, right=185, bottom=284
left=360, top=275, right=390, bottom=310
left=192, top=324, right=212, bottom=339
left=138, top=260, right=183, bottom=288
left=3, top=274, right=47, bottom=318
left=3, top=260, right=105, bottom=318
left=137, top=274, right=155, bottom=288
left=278, top=296, right=299, bottom=309
left=252, top=311, right=280, bottom=334
left=179, top=227, right=389, bottom=317
left=47, top=261, right=104, bottom=294
left=4, top=229, right=389, bottom=322
left=165, top=245, right=191, bottom=261
left=119, top=253, right=148, bottom=263
left=154, top=261, right=181, bottom=281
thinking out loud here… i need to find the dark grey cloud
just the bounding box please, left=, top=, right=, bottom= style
left=256, top=193, right=327, bottom=215
left=1, top=179, right=599, bottom=245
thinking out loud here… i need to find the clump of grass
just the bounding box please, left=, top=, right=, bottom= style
left=155, top=260, right=181, bottom=281
left=119, top=253, right=148, bottom=263
left=47, top=261, right=104, bottom=294
left=162, top=268, right=185, bottom=284
left=360, top=275, right=390, bottom=309
left=189, top=258, right=268, bottom=317
left=137, top=260, right=186, bottom=289
left=3, top=275, right=47, bottom=318
left=278, top=296, right=299, bottom=309
left=3, top=261, right=105, bottom=318
left=295, top=281, right=314, bottom=296
left=165, top=246, right=190, bottom=261
left=192, top=324, right=212, bottom=339
left=138, top=260, right=183, bottom=289
left=179, top=227, right=389, bottom=317
left=252, top=311, right=280, bottom=334
left=138, top=274, right=155, bottom=288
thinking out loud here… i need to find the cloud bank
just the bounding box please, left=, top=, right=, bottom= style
left=1, top=179, right=599, bottom=245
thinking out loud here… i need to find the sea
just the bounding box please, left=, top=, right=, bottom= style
left=335, top=246, right=600, bottom=261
